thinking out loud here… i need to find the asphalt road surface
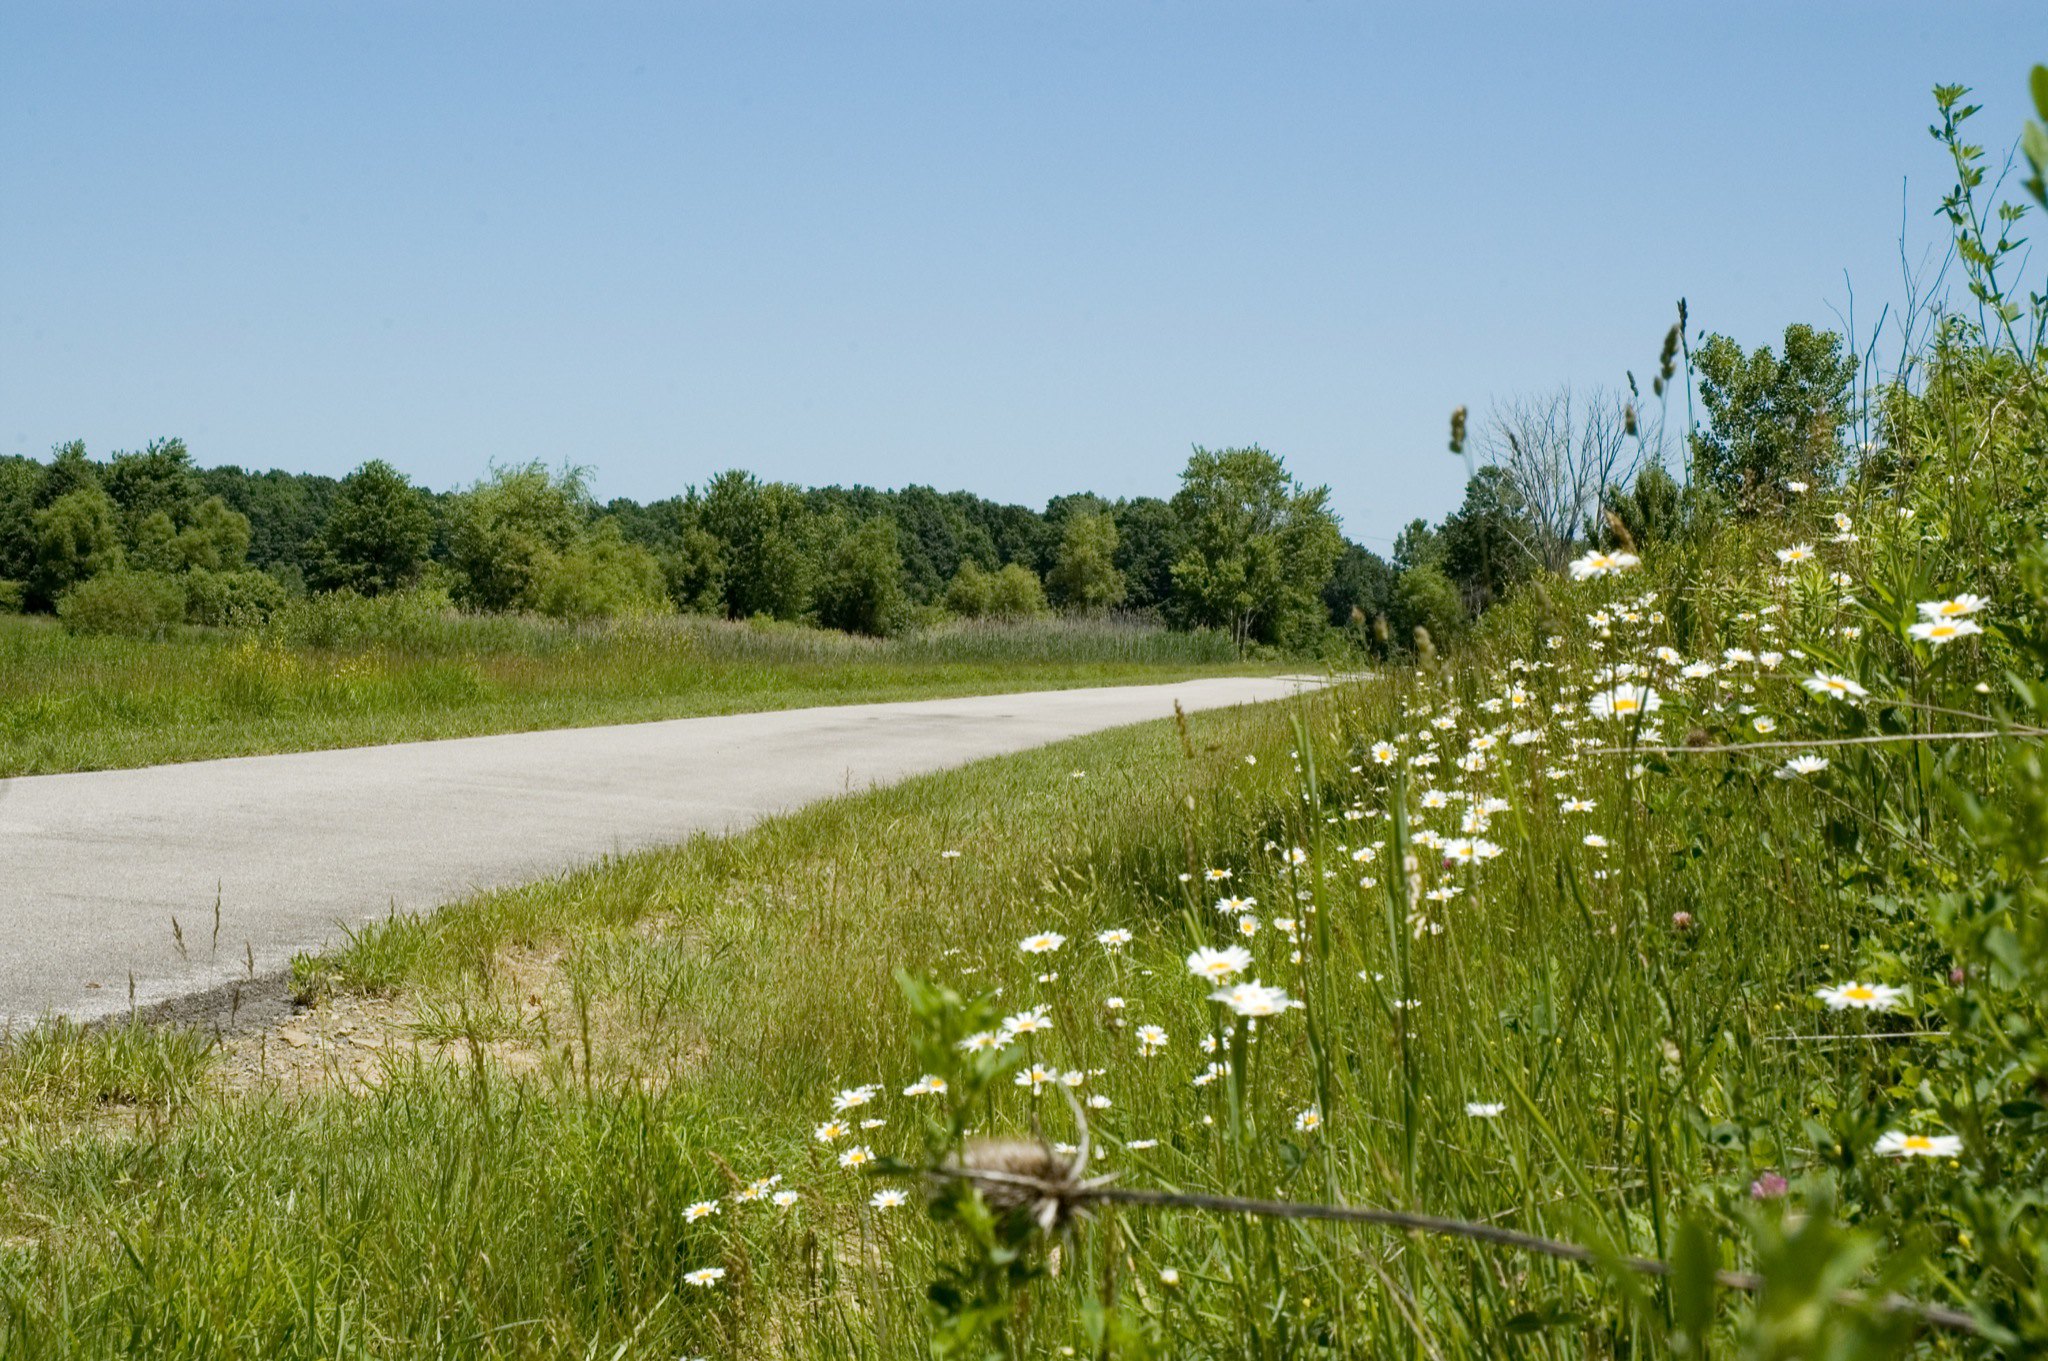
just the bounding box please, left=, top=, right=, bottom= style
left=0, top=676, right=1321, bottom=1027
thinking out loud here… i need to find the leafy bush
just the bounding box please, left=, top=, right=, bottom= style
left=182, top=567, right=289, bottom=629
left=530, top=522, right=669, bottom=621
left=54, top=570, right=186, bottom=638
left=0, top=579, right=22, bottom=613
left=943, top=561, right=1050, bottom=620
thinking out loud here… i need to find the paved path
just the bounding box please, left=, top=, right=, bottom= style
left=0, top=676, right=1321, bottom=1026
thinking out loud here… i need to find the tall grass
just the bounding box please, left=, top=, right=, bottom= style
left=0, top=607, right=1261, bottom=776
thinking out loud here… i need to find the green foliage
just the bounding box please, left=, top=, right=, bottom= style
left=945, top=560, right=1051, bottom=620
left=0, top=455, right=47, bottom=585
left=814, top=514, right=908, bottom=636
left=171, top=496, right=254, bottom=572
left=1111, top=495, right=1183, bottom=614
left=200, top=463, right=343, bottom=583
left=944, top=560, right=997, bottom=617
left=0, top=439, right=1353, bottom=651
left=1321, top=540, right=1397, bottom=636
left=446, top=462, right=592, bottom=613
left=1607, top=462, right=1685, bottom=549
left=313, top=459, right=435, bottom=595
left=1046, top=509, right=1127, bottom=612
left=0, top=580, right=21, bottom=613
left=1933, top=83, right=2045, bottom=349
left=30, top=485, right=124, bottom=606
left=1391, top=561, right=1466, bottom=647
left=987, top=562, right=1050, bottom=619
left=1690, top=324, right=1858, bottom=510
left=55, top=569, right=186, bottom=638
left=182, top=567, right=288, bottom=628
left=1391, top=516, right=1443, bottom=572
left=663, top=525, right=729, bottom=614
left=697, top=470, right=817, bottom=621
left=2024, top=65, right=2048, bottom=210
left=530, top=519, right=668, bottom=621
left=102, top=436, right=201, bottom=532
left=263, top=585, right=458, bottom=652
left=1439, top=465, right=1540, bottom=610
left=1169, top=445, right=1344, bottom=650
left=40, top=439, right=102, bottom=504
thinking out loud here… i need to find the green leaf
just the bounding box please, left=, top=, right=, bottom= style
left=2031, top=64, right=2048, bottom=120
left=1669, top=1217, right=1718, bottom=1356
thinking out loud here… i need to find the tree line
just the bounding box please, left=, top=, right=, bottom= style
left=0, top=442, right=1371, bottom=650
left=0, top=319, right=1858, bottom=651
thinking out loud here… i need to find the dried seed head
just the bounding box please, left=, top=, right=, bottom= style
left=1659, top=323, right=1681, bottom=380
left=1685, top=728, right=1713, bottom=748
left=946, top=1138, right=1089, bottom=1234
left=1623, top=403, right=1638, bottom=437
left=1448, top=406, right=1468, bottom=455
left=1603, top=508, right=1637, bottom=554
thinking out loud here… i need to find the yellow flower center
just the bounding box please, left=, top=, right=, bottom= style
left=1843, top=986, right=1875, bottom=1000
left=1903, top=1136, right=1932, bottom=1151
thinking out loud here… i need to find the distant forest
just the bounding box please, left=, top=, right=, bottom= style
left=0, top=438, right=1426, bottom=652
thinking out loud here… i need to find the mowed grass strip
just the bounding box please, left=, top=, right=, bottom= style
left=0, top=609, right=1272, bottom=776
left=0, top=697, right=1318, bottom=1359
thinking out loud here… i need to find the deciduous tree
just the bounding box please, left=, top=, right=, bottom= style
left=1169, top=447, right=1343, bottom=651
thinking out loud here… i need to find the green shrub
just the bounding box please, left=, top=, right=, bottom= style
left=267, top=586, right=456, bottom=651
left=530, top=522, right=669, bottom=621
left=943, top=560, right=995, bottom=616
left=54, top=570, right=186, bottom=639
left=0, top=579, right=22, bottom=613
left=987, top=562, right=1050, bottom=619
left=183, top=567, right=288, bottom=628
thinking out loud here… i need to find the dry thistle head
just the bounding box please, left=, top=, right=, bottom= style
left=1413, top=626, right=1437, bottom=668
left=1685, top=728, right=1714, bottom=748
left=1603, top=508, right=1637, bottom=554
left=1371, top=612, right=1390, bottom=645
left=1623, top=402, right=1638, bottom=438
left=944, top=1138, right=1096, bottom=1235
left=1448, top=406, right=1468, bottom=455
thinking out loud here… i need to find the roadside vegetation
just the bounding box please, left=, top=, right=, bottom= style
left=0, top=606, right=1265, bottom=776
left=1, top=69, right=2045, bottom=1361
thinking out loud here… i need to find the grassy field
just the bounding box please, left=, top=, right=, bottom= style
left=4, top=471, right=2042, bottom=1358
left=0, top=606, right=1275, bottom=777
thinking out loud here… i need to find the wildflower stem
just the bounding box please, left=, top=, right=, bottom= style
left=920, top=1167, right=1985, bottom=1336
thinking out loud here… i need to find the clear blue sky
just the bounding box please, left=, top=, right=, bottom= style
left=2, top=3, right=2036, bottom=549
